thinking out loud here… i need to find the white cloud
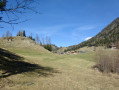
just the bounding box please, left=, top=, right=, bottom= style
left=85, top=37, right=92, bottom=41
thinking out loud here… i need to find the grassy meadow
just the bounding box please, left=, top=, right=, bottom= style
left=0, top=42, right=119, bottom=90
left=0, top=48, right=119, bottom=90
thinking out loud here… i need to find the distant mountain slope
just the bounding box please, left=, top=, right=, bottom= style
left=66, top=17, right=119, bottom=51
left=50, top=45, right=67, bottom=54
left=51, top=44, right=59, bottom=53
left=56, top=47, right=67, bottom=54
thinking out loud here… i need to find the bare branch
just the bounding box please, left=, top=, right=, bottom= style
left=0, top=0, right=39, bottom=25
left=0, top=19, right=30, bottom=24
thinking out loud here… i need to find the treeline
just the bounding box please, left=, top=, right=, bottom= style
left=16, top=30, right=35, bottom=41
left=17, top=30, right=26, bottom=37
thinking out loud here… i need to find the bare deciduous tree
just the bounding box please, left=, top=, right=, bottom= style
left=5, top=30, right=13, bottom=41
left=36, top=34, right=40, bottom=43
left=6, top=30, right=11, bottom=37
left=0, top=0, right=39, bottom=24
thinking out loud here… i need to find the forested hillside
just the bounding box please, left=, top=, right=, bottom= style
left=65, top=18, right=119, bottom=51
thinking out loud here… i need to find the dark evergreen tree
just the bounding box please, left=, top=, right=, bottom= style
left=16, top=30, right=26, bottom=37
left=23, top=30, right=26, bottom=37
left=43, top=44, right=52, bottom=51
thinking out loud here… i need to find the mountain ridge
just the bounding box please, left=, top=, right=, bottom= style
left=65, top=17, right=119, bottom=51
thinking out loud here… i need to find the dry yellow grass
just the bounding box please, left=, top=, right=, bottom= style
left=0, top=37, right=119, bottom=90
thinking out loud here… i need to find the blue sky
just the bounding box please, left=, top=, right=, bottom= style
left=1, top=0, right=119, bottom=47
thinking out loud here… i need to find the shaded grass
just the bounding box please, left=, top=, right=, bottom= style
left=0, top=48, right=58, bottom=79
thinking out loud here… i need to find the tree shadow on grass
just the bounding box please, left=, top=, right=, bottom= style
left=0, top=48, right=59, bottom=78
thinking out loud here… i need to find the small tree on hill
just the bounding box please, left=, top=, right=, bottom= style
left=29, top=33, right=33, bottom=39
left=6, top=30, right=11, bottom=38
left=42, top=36, right=52, bottom=51
left=23, top=30, right=26, bottom=37
left=17, top=31, right=20, bottom=36
left=17, top=30, right=26, bottom=37
left=6, top=30, right=13, bottom=41
left=28, top=33, right=35, bottom=41
left=36, top=34, right=40, bottom=43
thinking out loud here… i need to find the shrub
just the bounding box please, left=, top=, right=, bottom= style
left=43, top=44, right=52, bottom=51
left=94, top=49, right=119, bottom=73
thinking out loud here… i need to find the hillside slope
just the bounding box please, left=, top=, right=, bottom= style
left=66, top=17, right=119, bottom=51
left=0, top=36, right=50, bottom=53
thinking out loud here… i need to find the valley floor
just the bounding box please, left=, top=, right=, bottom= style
left=0, top=48, right=119, bottom=90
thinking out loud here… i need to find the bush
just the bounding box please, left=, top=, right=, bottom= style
left=43, top=44, right=52, bottom=51
left=94, top=49, right=119, bottom=73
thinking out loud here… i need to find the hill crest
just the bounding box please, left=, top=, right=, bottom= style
left=0, top=36, right=50, bottom=53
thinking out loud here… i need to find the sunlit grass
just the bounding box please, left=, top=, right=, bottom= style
left=0, top=44, right=119, bottom=90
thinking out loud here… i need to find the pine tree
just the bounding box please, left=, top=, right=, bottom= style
left=23, top=30, right=26, bottom=37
